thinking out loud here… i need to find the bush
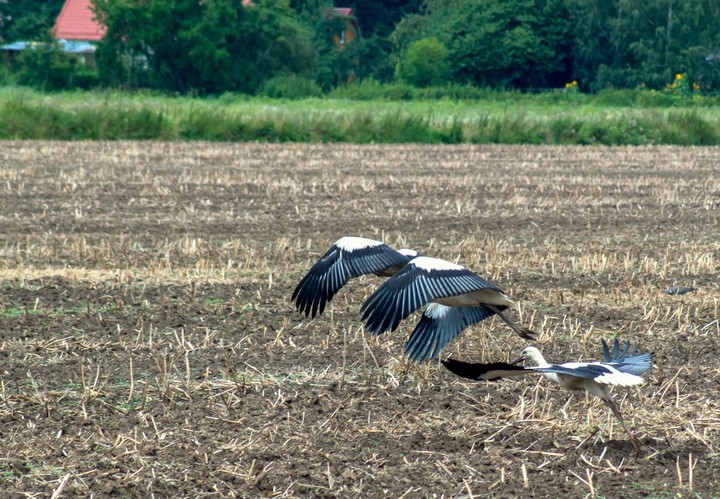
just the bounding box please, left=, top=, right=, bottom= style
left=259, top=75, right=324, bottom=99
left=660, top=111, right=719, bottom=145
left=414, top=83, right=494, bottom=100
left=328, top=79, right=415, bottom=100
left=395, top=37, right=451, bottom=88
left=0, top=65, right=15, bottom=86
left=15, top=44, right=77, bottom=90
left=0, top=94, right=173, bottom=139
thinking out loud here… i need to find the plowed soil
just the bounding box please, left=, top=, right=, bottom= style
left=0, top=141, right=718, bottom=497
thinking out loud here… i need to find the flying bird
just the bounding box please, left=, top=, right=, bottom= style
left=360, top=255, right=535, bottom=353
left=292, top=238, right=529, bottom=362
left=664, top=285, right=696, bottom=295
left=442, top=339, right=653, bottom=455
left=292, top=236, right=417, bottom=318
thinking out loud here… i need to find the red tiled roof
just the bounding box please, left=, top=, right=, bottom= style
left=52, top=0, right=106, bottom=41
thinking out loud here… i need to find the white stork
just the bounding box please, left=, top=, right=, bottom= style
left=360, top=256, right=534, bottom=347
left=442, top=339, right=654, bottom=455
left=292, top=237, right=521, bottom=362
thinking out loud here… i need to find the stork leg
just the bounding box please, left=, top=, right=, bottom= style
left=487, top=306, right=535, bottom=340
left=601, top=397, right=643, bottom=456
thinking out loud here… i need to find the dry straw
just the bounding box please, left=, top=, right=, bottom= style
left=0, top=142, right=718, bottom=496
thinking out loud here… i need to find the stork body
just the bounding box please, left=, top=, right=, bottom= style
left=360, top=256, right=534, bottom=343
left=442, top=339, right=653, bottom=455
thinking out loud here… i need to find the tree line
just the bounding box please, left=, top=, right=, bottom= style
left=2, top=0, right=720, bottom=95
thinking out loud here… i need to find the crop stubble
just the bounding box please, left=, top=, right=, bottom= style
left=0, top=141, right=718, bottom=497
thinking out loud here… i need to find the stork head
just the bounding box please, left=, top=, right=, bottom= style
left=510, top=346, right=546, bottom=367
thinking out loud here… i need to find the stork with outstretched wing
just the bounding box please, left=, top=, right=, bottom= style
left=442, top=339, right=654, bottom=455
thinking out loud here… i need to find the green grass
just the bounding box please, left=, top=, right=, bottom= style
left=2, top=86, right=720, bottom=144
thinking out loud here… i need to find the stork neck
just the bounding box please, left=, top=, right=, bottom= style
left=525, top=350, right=551, bottom=368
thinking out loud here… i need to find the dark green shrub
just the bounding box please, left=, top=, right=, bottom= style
left=16, top=44, right=77, bottom=90
left=395, top=37, right=450, bottom=88
left=327, top=78, right=386, bottom=99
left=660, top=111, right=719, bottom=145
left=0, top=66, right=16, bottom=85
left=328, top=79, right=415, bottom=100
left=260, top=75, right=323, bottom=99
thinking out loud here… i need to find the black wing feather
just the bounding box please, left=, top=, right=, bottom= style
left=441, top=359, right=528, bottom=381
left=405, top=305, right=496, bottom=362
left=361, top=260, right=502, bottom=335
left=293, top=239, right=412, bottom=318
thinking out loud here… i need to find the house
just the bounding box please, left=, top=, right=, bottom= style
left=52, top=0, right=106, bottom=42
left=2, top=0, right=103, bottom=63
left=332, top=8, right=359, bottom=48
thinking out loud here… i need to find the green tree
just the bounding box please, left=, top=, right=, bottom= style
left=395, top=37, right=450, bottom=87
left=567, top=0, right=720, bottom=91
left=391, top=0, right=571, bottom=89
left=446, top=0, right=571, bottom=88
left=93, top=0, right=317, bottom=94
left=312, top=10, right=396, bottom=88
left=352, top=0, right=424, bottom=38
left=0, top=0, right=65, bottom=42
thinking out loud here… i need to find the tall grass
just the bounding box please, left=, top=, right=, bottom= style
left=0, top=92, right=173, bottom=139
left=1, top=86, right=720, bottom=144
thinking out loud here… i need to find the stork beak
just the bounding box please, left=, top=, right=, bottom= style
left=509, top=355, right=525, bottom=365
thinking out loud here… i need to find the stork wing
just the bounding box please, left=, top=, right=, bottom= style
left=292, top=237, right=412, bottom=318
left=600, top=339, right=654, bottom=376
left=531, top=360, right=649, bottom=386
left=405, top=304, right=496, bottom=362
left=441, top=359, right=614, bottom=383
left=360, top=256, right=502, bottom=334
left=441, top=359, right=529, bottom=381
left=601, top=338, right=642, bottom=362
left=608, top=355, right=654, bottom=376
left=443, top=358, right=652, bottom=386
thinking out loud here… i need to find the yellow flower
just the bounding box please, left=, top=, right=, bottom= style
left=676, top=73, right=683, bottom=80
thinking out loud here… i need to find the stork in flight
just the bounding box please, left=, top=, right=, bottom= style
left=292, top=237, right=417, bottom=318
left=360, top=255, right=535, bottom=348
left=292, top=237, right=532, bottom=362
left=442, top=339, right=654, bottom=455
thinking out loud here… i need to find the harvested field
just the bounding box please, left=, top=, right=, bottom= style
left=0, top=141, right=718, bottom=497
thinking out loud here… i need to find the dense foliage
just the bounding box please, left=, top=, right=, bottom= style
left=394, top=0, right=571, bottom=88
left=92, top=0, right=319, bottom=93
left=1, top=0, right=720, bottom=95
left=395, top=37, right=450, bottom=87
left=0, top=0, right=65, bottom=43
left=567, top=0, right=720, bottom=92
